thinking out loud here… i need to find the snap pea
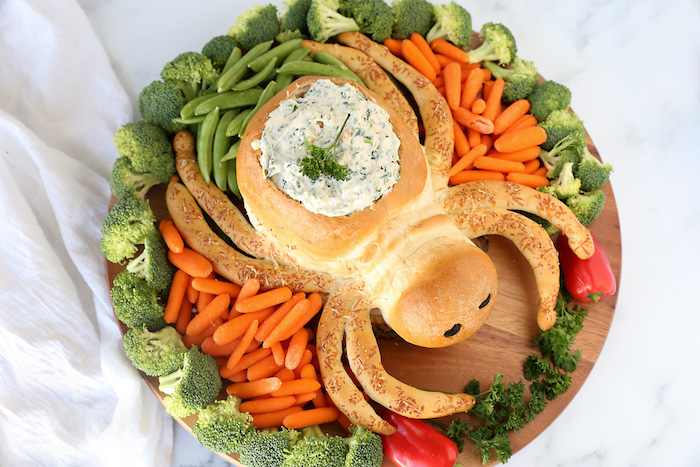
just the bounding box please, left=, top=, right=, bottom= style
left=275, top=73, right=294, bottom=93
left=217, top=40, right=273, bottom=92
left=225, top=108, right=253, bottom=137
left=220, top=139, right=241, bottom=163
left=276, top=61, right=365, bottom=86
left=311, top=51, right=352, bottom=71
left=180, top=93, right=216, bottom=119
left=238, top=80, right=277, bottom=137
left=283, top=47, right=312, bottom=64
left=212, top=109, right=239, bottom=191
left=193, top=88, right=263, bottom=116
left=247, top=39, right=302, bottom=73
left=233, top=57, right=278, bottom=91
left=196, top=106, right=220, bottom=184
left=172, top=115, right=206, bottom=125
left=222, top=46, right=243, bottom=74
left=225, top=141, right=242, bottom=198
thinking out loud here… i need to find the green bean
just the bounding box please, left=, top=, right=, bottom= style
left=233, top=57, right=278, bottom=91
left=217, top=40, right=273, bottom=92
left=225, top=108, right=253, bottom=137
left=196, top=106, right=220, bottom=184
left=180, top=94, right=216, bottom=119
left=276, top=61, right=365, bottom=86
left=247, top=39, right=303, bottom=73
left=212, top=109, right=239, bottom=191
left=238, top=80, right=277, bottom=137
left=222, top=46, right=243, bottom=74
left=226, top=150, right=241, bottom=198
left=193, top=88, right=263, bottom=116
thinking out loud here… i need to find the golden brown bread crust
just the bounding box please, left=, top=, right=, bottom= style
left=237, top=76, right=428, bottom=270
left=301, top=40, right=420, bottom=137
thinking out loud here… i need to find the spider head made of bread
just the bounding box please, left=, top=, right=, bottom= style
left=237, top=76, right=497, bottom=348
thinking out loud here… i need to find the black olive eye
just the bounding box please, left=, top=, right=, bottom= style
left=479, top=294, right=491, bottom=309
left=444, top=323, right=461, bottom=337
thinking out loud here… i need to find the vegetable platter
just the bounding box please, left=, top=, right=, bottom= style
left=102, top=1, right=621, bottom=465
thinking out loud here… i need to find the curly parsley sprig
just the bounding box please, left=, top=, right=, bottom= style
left=300, top=114, right=351, bottom=181
left=432, top=289, right=589, bottom=464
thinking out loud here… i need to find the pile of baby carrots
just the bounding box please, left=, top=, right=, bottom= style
left=157, top=218, right=350, bottom=431
left=384, top=34, right=550, bottom=189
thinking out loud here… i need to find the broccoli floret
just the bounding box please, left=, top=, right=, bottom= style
left=125, top=229, right=176, bottom=293
left=123, top=325, right=187, bottom=376
left=113, top=120, right=176, bottom=182
left=109, top=157, right=162, bottom=202
left=100, top=195, right=157, bottom=263
left=158, top=346, right=222, bottom=418
left=566, top=189, right=606, bottom=226
left=425, top=1, right=472, bottom=49
left=538, top=133, right=584, bottom=178
left=228, top=4, right=281, bottom=51
left=160, top=52, right=219, bottom=101
left=202, top=35, right=239, bottom=70
left=546, top=162, right=581, bottom=200
left=538, top=109, right=586, bottom=152
left=282, top=425, right=346, bottom=467
left=110, top=270, right=166, bottom=330
left=482, top=57, right=539, bottom=104
left=239, top=428, right=299, bottom=467
left=340, top=0, right=393, bottom=43
left=192, top=395, right=256, bottom=453
left=390, top=0, right=434, bottom=40
left=137, top=80, right=187, bottom=134
left=527, top=80, right=572, bottom=122
left=575, top=146, right=613, bottom=191
left=344, top=425, right=383, bottom=467
left=307, top=0, right=360, bottom=43
left=466, top=22, right=516, bottom=65
left=278, top=0, right=312, bottom=42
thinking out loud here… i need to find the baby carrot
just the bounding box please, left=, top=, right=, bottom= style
left=247, top=354, right=284, bottom=381
left=226, top=319, right=259, bottom=369
left=401, top=39, right=437, bottom=81
left=158, top=219, right=184, bottom=253
left=264, top=292, right=323, bottom=348
left=383, top=38, right=403, bottom=57
left=450, top=170, right=505, bottom=185
left=460, top=67, right=484, bottom=110
left=196, top=290, right=214, bottom=315
left=201, top=335, right=239, bottom=357
left=443, top=62, right=462, bottom=109
left=452, top=107, right=494, bottom=134
left=506, top=172, right=551, bottom=188
left=502, top=114, right=538, bottom=134
left=175, top=299, right=193, bottom=335
left=275, top=367, right=297, bottom=383
left=283, top=407, right=340, bottom=430
left=255, top=292, right=307, bottom=343
left=224, top=347, right=272, bottom=376
left=185, top=276, right=199, bottom=304
left=236, top=286, right=293, bottom=313
left=241, top=395, right=297, bottom=414
left=473, top=156, right=526, bottom=173
left=493, top=126, right=548, bottom=153
left=493, top=99, right=531, bottom=135
left=410, top=33, right=441, bottom=75
left=183, top=318, right=222, bottom=348
left=430, top=38, right=469, bottom=63
left=271, top=341, right=286, bottom=366
left=433, top=53, right=457, bottom=68
left=251, top=406, right=303, bottom=429
left=532, top=166, right=548, bottom=177
left=285, top=328, right=310, bottom=371
left=471, top=98, right=487, bottom=115
left=186, top=293, right=231, bottom=336
left=466, top=127, right=482, bottom=148
left=453, top=119, right=470, bottom=157
left=213, top=307, right=274, bottom=345
left=481, top=134, right=494, bottom=152
left=294, top=392, right=318, bottom=406
left=191, top=277, right=242, bottom=298
left=488, top=146, right=541, bottom=162
left=233, top=277, right=260, bottom=307
left=523, top=158, right=541, bottom=174
left=167, top=247, right=213, bottom=278
left=294, top=349, right=315, bottom=379
left=164, top=269, right=189, bottom=323
left=482, top=78, right=505, bottom=122
left=226, top=377, right=282, bottom=399
left=448, top=144, right=488, bottom=177
left=271, top=378, right=322, bottom=398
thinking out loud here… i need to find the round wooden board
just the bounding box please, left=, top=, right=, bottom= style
left=106, top=129, right=619, bottom=466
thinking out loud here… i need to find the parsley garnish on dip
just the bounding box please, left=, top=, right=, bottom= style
left=252, top=79, right=401, bottom=217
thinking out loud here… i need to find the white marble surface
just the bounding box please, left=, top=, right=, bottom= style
left=76, top=0, right=700, bottom=465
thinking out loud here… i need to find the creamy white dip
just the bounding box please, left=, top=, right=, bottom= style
left=254, top=79, right=401, bottom=217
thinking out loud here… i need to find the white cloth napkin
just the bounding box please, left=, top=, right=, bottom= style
left=0, top=1, right=173, bottom=466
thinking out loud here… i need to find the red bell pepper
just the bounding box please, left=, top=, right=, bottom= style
left=381, top=411, right=458, bottom=467
left=558, top=232, right=616, bottom=302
